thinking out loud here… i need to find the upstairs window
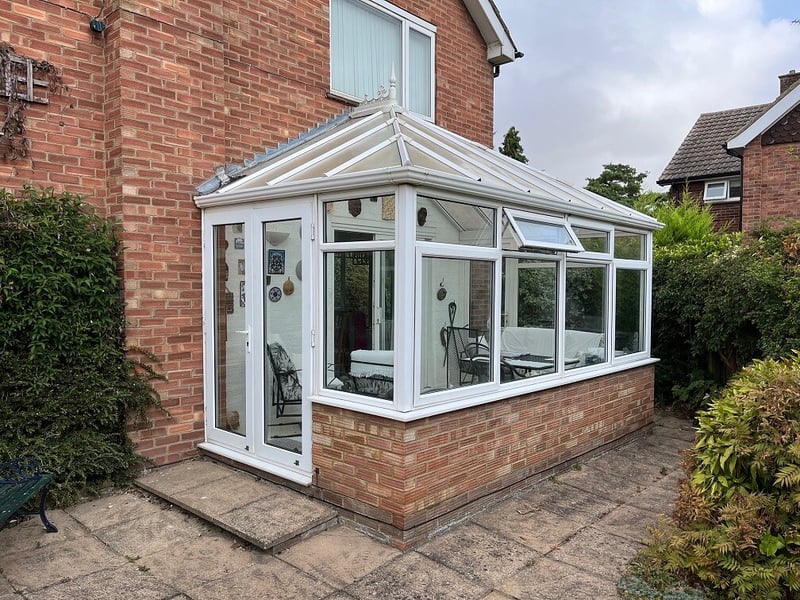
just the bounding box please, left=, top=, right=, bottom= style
left=703, top=178, right=740, bottom=202
left=330, top=0, right=435, bottom=117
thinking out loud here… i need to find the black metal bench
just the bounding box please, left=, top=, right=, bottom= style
left=0, top=457, right=58, bottom=533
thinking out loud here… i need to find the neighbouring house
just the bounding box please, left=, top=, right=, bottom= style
left=2, top=0, right=659, bottom=547
left=658, top=70, right=800, bottom=232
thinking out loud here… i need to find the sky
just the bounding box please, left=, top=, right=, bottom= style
left=492, top=0, right=800, bottom=191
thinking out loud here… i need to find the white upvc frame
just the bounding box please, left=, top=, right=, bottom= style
left=329, top=0, right=436, bottom=119
left=505, top=208, right=584, bottom=253
left=703, top=180, right=729, bottom=202
left=308, top=187, right=657, bottom=420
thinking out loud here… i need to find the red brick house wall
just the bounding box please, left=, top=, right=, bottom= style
left=1, top=0, right=495, bottom=464
left=313, top=365, right=655, bottom=548
left=741, top=107, right=800, bottom=232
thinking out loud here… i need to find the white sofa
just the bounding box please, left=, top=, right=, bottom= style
left=501, top=327, right=605, bottom=366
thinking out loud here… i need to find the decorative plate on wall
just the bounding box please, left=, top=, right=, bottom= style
left=268, top=286, right=282, bottom=302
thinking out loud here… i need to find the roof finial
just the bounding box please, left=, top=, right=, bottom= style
left=389, top=65, right=397, bottom=102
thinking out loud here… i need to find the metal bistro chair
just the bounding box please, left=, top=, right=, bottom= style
left=445, top=326, right=491, bottom=384
left=266, top=342, right=302, bottom=418
left=445, top=325, right=527, bottom=386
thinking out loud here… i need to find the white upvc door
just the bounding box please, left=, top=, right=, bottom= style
left=202, top=199, right=314, bottom=484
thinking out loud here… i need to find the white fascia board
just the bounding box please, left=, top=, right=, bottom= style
left=727, top=84, right=800, bottom=151
left=461, top=0, right=518, bottom=65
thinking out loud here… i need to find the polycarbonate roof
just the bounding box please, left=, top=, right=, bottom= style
left=195, top=93, right=660, bottom=231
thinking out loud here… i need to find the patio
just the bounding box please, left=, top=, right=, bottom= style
left=0, top=413, right=694, bottom=599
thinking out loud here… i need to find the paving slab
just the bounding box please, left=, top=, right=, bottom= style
left=1, top=533, right=127, bottom=592
left=344, top=552, right=487, bottom=600
left=92, top=504, right=206, bottom=558
left=133, top=529, right=262, bottom=590
left=136, top=460, right=338, bottom=552
left=66, top=490, right=164, bottom=530
left=595, top=503, right=664, bottom=543
left=187, top=559, right=334, bottom=600
left=548, top=526, right=643, bottom=581
left=512, top=478, right=617, bottom=522
left=498, top=556, right=620, bottom=600
left=277, top=525, right=401, bottom=588
left=555, top=462, right=648, bottom=504
left=472, top=497, right=584, bottom=554
left=0, top=509, right=75, bottom=556
left=23, top=565, right=178, bottom=600
left=416, top=521, right=540, bottom=589
left=136, top=459, right=233, bottom=496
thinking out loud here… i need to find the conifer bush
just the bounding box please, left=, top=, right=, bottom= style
left=0, top=186, right=163, bottom=504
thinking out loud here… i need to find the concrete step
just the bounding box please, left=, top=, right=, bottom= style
left=135, top=458, right=338, bottom=552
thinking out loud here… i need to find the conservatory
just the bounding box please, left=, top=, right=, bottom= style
left=195, top=92, right=660, bottom=545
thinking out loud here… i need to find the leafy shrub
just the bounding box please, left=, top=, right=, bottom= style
left=0, top=186, right=163, bottom=504
left=650, top=195, right=717, bottom=246
left=647, top=354, right=800, bottom=598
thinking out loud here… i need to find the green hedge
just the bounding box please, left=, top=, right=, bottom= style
left=652, top=225, right=800, bottom=411
left=0, top=187, right=163, bottom=504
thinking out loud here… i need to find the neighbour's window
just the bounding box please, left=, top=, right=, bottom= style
left=615, top=269, right=645, bottom=356
left=420, top=256, right=494, bottom=394
left=565, top=263, right=607, bottom=368
left=330, top=0, right=434, bottom=116
left=703, top=181, right=728, bottom=201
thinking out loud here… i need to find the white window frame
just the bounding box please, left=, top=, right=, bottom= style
left=505, top=209, right=585, bottom=253
left=329, top=0, right=436, bottom=118
left=703, top=180, right=733, bottom=203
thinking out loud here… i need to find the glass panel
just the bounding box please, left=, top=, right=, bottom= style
left=505, top=210, right=582, bottom=252
left=213, top=224, right=247, bottom=436
left=614, top=231, right=645, bottom=260
left=408, top=28, right=432, bottom=115
left=565, top=263, right=607, bottom=368
left=416, top=196, right=495, bottom=247
left=730, top=178, right=742, bottom=198
left=324, top=250, right=395, bottom=401
left=574, top=226, right=609, bottom=253
left=500, top=258, right=558, bottom=379
left=615, top=269, right=645, bottom=356
left=264, top=219, right=304, bottom=453
left=324, top=196, right=395, bottom=242
left=330, top=0, right=402, bottom=103
left=420, top=257, right=494, bottom=393
left=704, top=182, right=726, bottom=200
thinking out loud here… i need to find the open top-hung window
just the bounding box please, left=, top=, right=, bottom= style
left=504, top=209, right=584, bottom=253
left=330, top=0, right=434, bottom=117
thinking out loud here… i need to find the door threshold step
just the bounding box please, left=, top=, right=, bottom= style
left=135, top=458, right=338, bottom=552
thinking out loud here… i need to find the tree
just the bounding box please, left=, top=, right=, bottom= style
left=585, top=163, right=647, bottom=207
left=498, top=126, right=528, bottom=163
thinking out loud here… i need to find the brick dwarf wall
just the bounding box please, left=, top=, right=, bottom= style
left=2, top=0, right=495, bottom=464
left=312, top=365, right=655, bottom=548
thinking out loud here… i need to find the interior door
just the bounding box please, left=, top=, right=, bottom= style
left=204, top=201, right=313, bottom=483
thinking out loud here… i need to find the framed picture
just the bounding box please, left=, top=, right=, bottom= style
left=267, top=249, right=285, bottom=274
left=234, top=238, right=245, bottom=250
left=238, top=259, right=245, bottom=275
left=239, top=280, right=246, bottom=308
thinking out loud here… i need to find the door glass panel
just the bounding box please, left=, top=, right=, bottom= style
left=264, top=219, right=303, bottom=453
left=213, top=224, right=247, bottom=436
